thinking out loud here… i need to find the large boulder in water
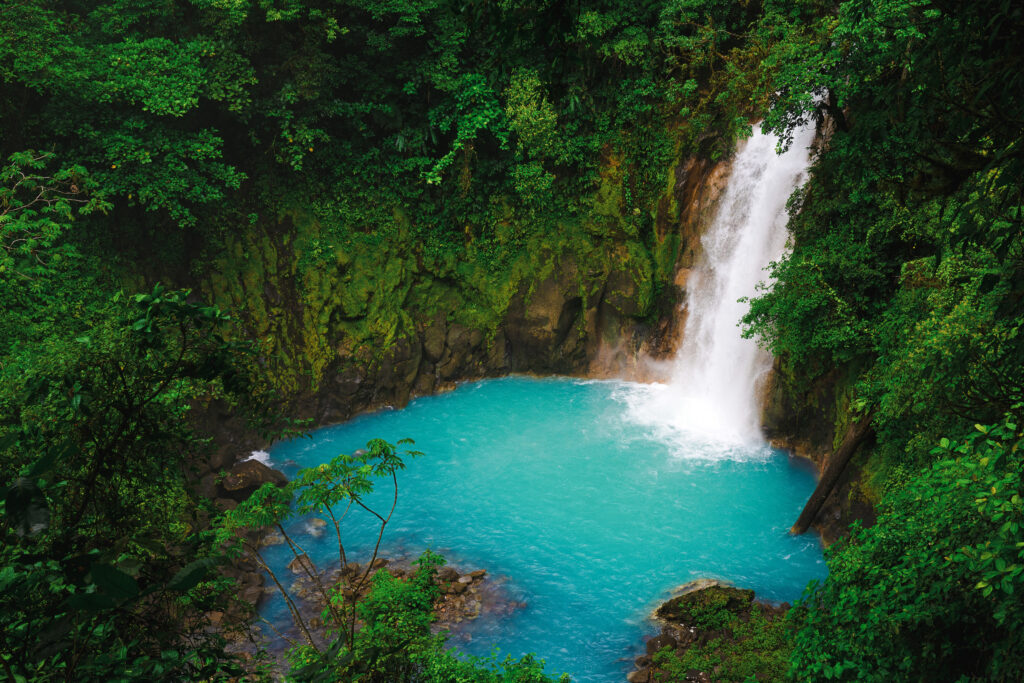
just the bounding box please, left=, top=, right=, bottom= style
left=629, top=583, right=782, bottom=683
left=218, top=460, right=288, bottom=501
left=655, top=585, right=755, bottom=627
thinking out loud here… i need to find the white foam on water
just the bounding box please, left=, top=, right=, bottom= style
left=243, top=449, right=273, bottom=466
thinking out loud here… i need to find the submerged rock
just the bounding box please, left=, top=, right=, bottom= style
left=668, top=578, right=725, bottom=596
left=286, top=554, right=315, bottom=575
left=259, top=531, right=285, bottom=547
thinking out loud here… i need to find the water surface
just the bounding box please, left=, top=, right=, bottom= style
left=262, top=376, right=825, bottom=682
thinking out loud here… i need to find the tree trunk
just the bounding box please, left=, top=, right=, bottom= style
left=791, top=414, right=875, bottom=535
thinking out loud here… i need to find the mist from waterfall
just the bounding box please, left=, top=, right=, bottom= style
left=619, top=121, right=817, bottom=452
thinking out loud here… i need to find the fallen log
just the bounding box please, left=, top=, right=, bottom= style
left=791, top=413, right=875, bottom=535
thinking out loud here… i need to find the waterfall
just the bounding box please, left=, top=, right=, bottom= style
left=619, top=121, right=816, bottom=453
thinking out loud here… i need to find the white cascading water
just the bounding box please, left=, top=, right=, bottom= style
left=619, top=121, right=817, bottom=454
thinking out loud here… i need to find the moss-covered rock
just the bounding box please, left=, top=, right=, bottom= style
left=655, top=585, right=756, bottom=630
left=630, top=584, right=791, bottom=683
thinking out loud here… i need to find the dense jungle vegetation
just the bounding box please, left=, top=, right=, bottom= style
left=1, top=0, right=1022, bottom=680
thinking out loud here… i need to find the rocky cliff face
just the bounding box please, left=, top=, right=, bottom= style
left=589, top=154, right=732, bottom=381
left=201, top=150, right=732, bottom=441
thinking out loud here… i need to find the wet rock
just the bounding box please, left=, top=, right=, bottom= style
left=458, top=575, right=473, bottom=584
left=504, top=258, right=587, bottom=371
left=646, top=632, right=678, bottom=655
left=390, top=336, right=423, bottom=392
left=438, top=324, right=484, bottom=379
left=674, top=267, right=693, bottom=290
left=669, top=578, right=725, bottom=596
left=371, top=558, right=389, bottom=569
left=207, top=444, right=236, bottom=472
left=412, top=362, right=437, bottom=395
left=239, top=585, right=263, bottom=607
left=258, top=530, right=285, bottom=547
left=287, top=554, right=315, bottom=575
left=601, top=266, right=641, bottom=318
left=468, top=569, right=486, bottom=579
left=423, top=322, right=447, bottom=363
left=196, top=473, right=218, bottom=499
left=219, top=460, right=288, bottom=502
left=486, top=332, right=508, bottom=372
left=241, top=571, right=262, bottom=588
left=437, top=566, right=459, bottom=583
left=333, top=368, right=362, bottom=398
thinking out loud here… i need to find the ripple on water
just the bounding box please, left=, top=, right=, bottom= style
left=260, top=376, right=826, bottom=682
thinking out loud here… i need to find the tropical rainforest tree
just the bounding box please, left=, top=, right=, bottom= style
left=790, top=412, right=1024, bottom=681
left=0, top=285, right=274, bottom=680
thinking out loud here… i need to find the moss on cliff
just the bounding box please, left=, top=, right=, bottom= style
left=200, top=132, right=693, bottom=418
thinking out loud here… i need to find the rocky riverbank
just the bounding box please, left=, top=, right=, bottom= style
left=276, top=554, right=518, bottom=637
left=628, top=580, right=790, bottom=683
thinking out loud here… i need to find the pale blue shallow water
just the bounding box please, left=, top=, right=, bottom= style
left=261, top=376, right=825, bottom=681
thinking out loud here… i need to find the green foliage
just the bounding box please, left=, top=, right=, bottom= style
left=0, top=150, right=112, bottom=358
left=288, top=550, right=566, bottom=683
left=10, top=0, right=1024, bottom=680
left=652, top=604, right=791, bottom=683
left=505, top=69, right=566, bottom=164
left=2, top=284, right=259, bottom=539
left=0, top=548, right=249, bottom=682
left=0, top=285, right=274, bottom=680
left=0, top=0, right=786, bottom=285
left=0, top=151, right=109, bottom=278
left=666, top=588, right=749, bottom=632
left=745, top=0, right=1024, bottom=478
left=789, top=412, right=1024, bottom=681
left=3, top=0, right=812, bottom=412
left=739, top=7, right=1024, bottom=677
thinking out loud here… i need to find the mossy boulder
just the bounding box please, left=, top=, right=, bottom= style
left=656, top=585, right=756, bottom=630
left=218, top=460, right=288, bottom=502
left=631, top=584, right=791, bottom=683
